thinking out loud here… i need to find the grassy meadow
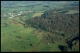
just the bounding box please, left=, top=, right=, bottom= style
left=1, top=17, right=61, bottom=52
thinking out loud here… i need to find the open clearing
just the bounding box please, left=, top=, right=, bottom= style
left=32, top=13, right=44, bottom=18
left=65, top=10, right=79, bottom=14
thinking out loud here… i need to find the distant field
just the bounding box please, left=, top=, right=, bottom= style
left=58, top=10, right=79, bottom=14
left=65, top=10, right=79, bottom=14
left=32, top=13, right=44, bottom=18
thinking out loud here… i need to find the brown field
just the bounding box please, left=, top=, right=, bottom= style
left=8, top=20, right=23, bottom=26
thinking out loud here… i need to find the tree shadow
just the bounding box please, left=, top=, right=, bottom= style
left=58, top=45, right=68, bottom=52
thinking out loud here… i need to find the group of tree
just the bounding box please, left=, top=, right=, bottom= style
left=25, top=7, right=79, bottom=51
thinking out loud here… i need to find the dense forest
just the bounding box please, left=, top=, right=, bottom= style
left=25, top=7, right=79, bottom=51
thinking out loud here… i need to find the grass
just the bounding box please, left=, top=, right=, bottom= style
left=1, top=24, right=37, bottom=52
left=1, top=19, right=62, bottom=52
left=1, top=12, right=37, bottom=52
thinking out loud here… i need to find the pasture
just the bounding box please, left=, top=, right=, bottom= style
left=1, top=18, right=61, bottom=52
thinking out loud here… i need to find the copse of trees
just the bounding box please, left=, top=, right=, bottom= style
left=43, top=5, right=50, bottom=7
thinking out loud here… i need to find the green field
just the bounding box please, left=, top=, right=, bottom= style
left=1, top=17, right=61, bottom=52
left=1, top=12, right=63, bottom=52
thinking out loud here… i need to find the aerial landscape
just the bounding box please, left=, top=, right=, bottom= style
left=1, top=1, right=79, bottom=52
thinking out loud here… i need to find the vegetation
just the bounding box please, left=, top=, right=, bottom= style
left=26, top=6, right=79, bottom=52
left=1, top=1, right=79, bottom=52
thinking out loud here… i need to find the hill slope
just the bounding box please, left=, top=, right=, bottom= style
left=25, top=8, right=79, bottom=51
